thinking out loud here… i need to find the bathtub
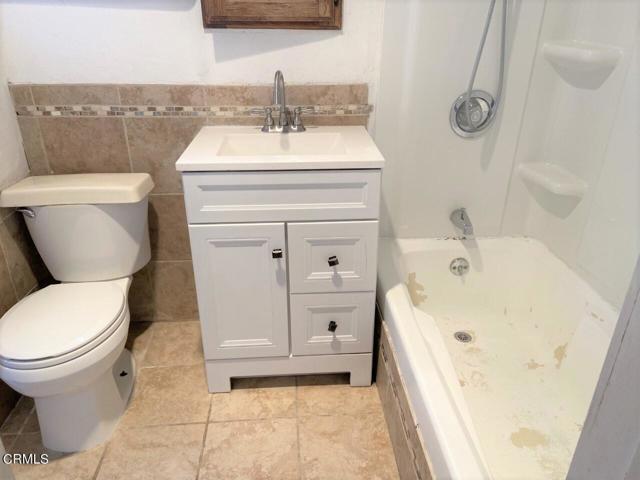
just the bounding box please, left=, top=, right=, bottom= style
left=376, top=236, right=619, bottom=480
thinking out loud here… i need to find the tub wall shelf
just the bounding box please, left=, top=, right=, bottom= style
left=518, top=163, right=588, bottom=197
left=543, top=40, right=622, bottom=89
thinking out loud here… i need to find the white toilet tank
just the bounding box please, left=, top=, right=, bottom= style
left=0, top=173, right=155, bottom=282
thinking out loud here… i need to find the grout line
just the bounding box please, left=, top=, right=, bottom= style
left=35, top=117, right=52, bottom=174
left=195, top=397, right=213, bottom=480
left=91, top=441, right=109, bottom=480
left=0, top=214, right=20, bottom=304
left=121, top=116, right=134, bottom=174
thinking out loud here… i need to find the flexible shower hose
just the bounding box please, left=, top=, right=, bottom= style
left=464, top=0, right=508, bottom=131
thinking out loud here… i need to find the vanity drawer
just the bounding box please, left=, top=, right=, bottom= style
left=287, top=221, right=378, bottom=294
left=182, top=170, right=381, bottom=224
left=290, top=292, right=375, bottom=356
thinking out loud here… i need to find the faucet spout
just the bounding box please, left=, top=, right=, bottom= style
left=450, top=208, right=474, bottom=236
left=273, top=70, right=288, bottom=128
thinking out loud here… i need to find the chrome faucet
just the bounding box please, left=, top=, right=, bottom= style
left=262, top=70, right=305, bottom=133
left=450, top=208, right=474, bottom=236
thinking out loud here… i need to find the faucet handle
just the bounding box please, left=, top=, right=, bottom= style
left=261, top=107, right=275, bottom=133
left=291, top=107, right=306, bottom=132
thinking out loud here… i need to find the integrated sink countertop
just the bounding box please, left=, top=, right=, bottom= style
left=175, top=126, right=385, bottom=171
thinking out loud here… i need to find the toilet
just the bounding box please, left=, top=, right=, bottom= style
left=0, top=173, right=154, bottom=453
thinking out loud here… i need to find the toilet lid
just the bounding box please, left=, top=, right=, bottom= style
left=0, top=282, right=125, bottom=363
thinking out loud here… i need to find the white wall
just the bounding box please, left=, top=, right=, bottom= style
left=374, top=0, right=545, bottom=238
left=502, top=0, right=640, bottom=308
left=0, top=0, right=384, bottom=91
left=0, top=10, right=28, bottom=189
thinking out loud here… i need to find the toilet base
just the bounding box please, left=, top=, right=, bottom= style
left=36, top=349, right=135, bottom=452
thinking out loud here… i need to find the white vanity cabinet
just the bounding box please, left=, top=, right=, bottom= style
left=177, top=126, right=385, bottom=392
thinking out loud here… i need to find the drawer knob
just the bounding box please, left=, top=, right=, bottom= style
left=328, top=321, right=338, bottom=333
left=272, top=249, right=283, bottom=259
left=328, top=256, right=339, bottom=267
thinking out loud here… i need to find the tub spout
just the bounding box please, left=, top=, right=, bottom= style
left=450, top=208, right=474, bottom=236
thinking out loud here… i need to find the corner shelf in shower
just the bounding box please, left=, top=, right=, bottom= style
left=543, top=40, right=622, bottom=89
left=518, top=163, right=588, bottom=197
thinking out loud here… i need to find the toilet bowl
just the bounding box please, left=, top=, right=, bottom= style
left=0, top=278, right=135, bottom=452
left=0, top=173, right=154, bottom=452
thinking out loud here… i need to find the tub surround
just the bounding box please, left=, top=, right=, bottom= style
left=7, top=83, right=372, bottom=324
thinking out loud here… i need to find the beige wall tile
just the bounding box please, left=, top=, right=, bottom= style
left=299, top=413, right=399, bottom=480
left=119, top=85, right=205, bottom=106
left=96, top=424, right=204, bottom=480
left=148, top=261, right=199, bottom=321
left=199, top=418, right=299, bottom=480
left=377, top=349, right=419, bottom=480
left=0, top=387, right=22, bottom=434
left=125, top=321, right=154, bottom=366
left=305, top=115, right=369, bottom=126
left=128, top=265, right=163, bottom=322
left=205, top=116, right=262, bottom=126
left=287, top=84, right=368, bottom=105
left=126, top=118, right=204, bottom=193
left=0, top=245, right=17, bottom=317
left=204, top=86, right=271, bottom=106
left=148, top=194, right=191, bottom=260
left=8, top=85, right=33, bottom=107
left=121, top=365, right=210, bottom=428
left=0, top=396, right=33, bottom=434
left=142, top=321, right=203, bottom=367
left=31, top=84, right=119, bottom=105
left=39, top=118, right=130, bottom=174
left=297, top=379, right=382, bottom=417
left=17, top=117, right=50, bottom=175
left=0, top=212, right=48, bottom=299
left=379, top=324, right=434, bottom=480
left=8, top=432, right=105, bottom=480
left=209, top=377, right=296, bottom=422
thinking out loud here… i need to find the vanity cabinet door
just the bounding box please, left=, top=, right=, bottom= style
left=189, top=223, right=289, bottom=360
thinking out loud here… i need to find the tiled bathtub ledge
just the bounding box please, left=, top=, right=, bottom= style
left=376, top=312, right=435, bottom=480
left=15, top=103, right=372, bottom=118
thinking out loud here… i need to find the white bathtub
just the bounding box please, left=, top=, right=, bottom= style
left=377, top=236, right=618, bottom=480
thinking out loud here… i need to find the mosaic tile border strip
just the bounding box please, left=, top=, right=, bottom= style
left=15, top=104, right=372, bottom=118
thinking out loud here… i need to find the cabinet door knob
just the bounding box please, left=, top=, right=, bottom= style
left=328, top=256, right=339, bottom=267
left=272, top=249, right=283, bottom=259
left=328, top=321, right=338, bottom=332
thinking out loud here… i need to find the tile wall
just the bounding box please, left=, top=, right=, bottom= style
left=0, top=207, right=49, bottom=423
left=8, top=83, right=372, bottom=323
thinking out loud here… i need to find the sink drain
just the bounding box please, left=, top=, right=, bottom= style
left=454, top=331, right=473, bottom=343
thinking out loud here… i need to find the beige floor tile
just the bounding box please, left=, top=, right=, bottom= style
left=8, top=432, right=105, bottom=480
left=121, top=365, right=210, bottom=428
left=21, top=409, right=40, bottom=434
left=209, top=377, right=296, bottom=422
left=125, top=321, right=154, bottom=367
left=297, top=376, right=383, bottom=417
left=299, top=413, right=399, bottom=480
left=142, top=322, right=203, bottom=368
left=199, top=418, right=299, bottom=480
left=96, top=424, right=204, bottom=480
left=1, top=396, right=34, bottom=434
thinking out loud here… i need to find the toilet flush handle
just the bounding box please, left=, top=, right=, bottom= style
left=16, top=207, right=36, bottom=218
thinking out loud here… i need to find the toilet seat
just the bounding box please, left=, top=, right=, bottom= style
left=0, top=282, right=126, bottom=370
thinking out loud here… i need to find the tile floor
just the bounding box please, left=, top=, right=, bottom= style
left=0, top=321, right=400, bottom=480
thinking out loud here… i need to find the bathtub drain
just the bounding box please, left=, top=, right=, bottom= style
left=454, top=331, right=473, bottom=343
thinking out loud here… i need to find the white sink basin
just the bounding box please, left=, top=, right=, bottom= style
left=218, top=132, right=347, bottom=156
left=175, top=126, right=384, bottom=171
